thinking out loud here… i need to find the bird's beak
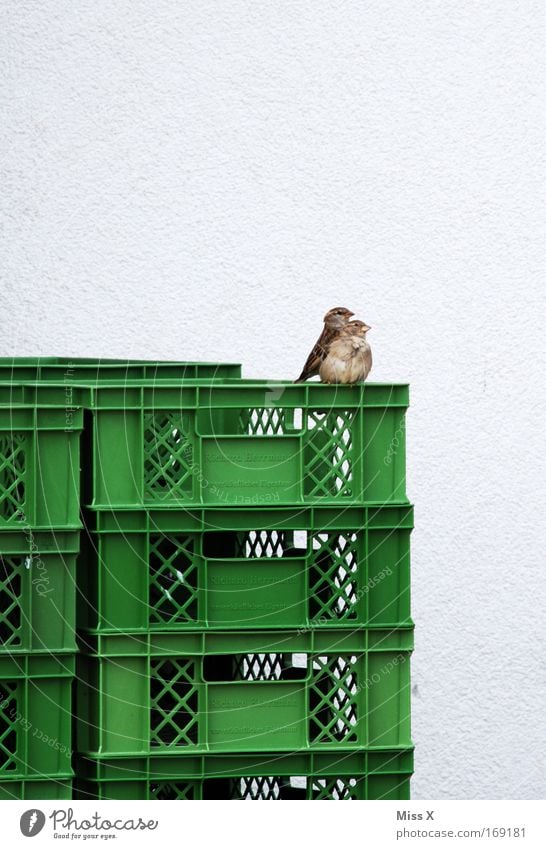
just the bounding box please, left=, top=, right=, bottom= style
left=348, top=310, right=355, bottom=318
left=362, top=324, right=371, bottom=332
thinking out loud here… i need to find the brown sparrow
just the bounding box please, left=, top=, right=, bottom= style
left=319, top=319, right=372, bottom=384
left=295, top=307, right=354, bottom=382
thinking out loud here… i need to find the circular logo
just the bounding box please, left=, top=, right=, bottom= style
left=20, top=809, right=46, bottom=837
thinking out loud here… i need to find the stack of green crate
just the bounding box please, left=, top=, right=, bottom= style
left=73, top=379, right=414, bottom=800
left=0, top=359, right=241, bottom=801
left=0, top=382, right=83, bottom=800
left=0, top=362, right=413, bottom=799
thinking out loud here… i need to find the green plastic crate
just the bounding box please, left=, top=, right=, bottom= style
left=0, top=654, right=74, bottom=779
left=74, top=749, right=413, bottom=800
left=0, top=777, right=72, bottom=799
left=78, top=505, right=412, bottom=633
left=0, top=396, right=82, bottom=529
left=86, top=382, right=408, bottom=508
left=0, top=530, right=79, bottom=653
left=76, top=628, right=412, bottom=756
left=0, top=358, right=241, bottom=381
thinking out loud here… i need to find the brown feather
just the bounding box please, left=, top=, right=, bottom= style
left=295, top=325, right=338, bottom=382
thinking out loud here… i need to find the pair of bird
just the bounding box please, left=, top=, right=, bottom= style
left=295, top=306, right=372, bottom=384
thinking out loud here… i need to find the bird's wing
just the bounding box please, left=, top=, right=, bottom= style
left=295, top=327, right=335, bottom=382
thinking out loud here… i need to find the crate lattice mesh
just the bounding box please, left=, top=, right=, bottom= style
left=0, top=682, right=17, bottom=772
left=0, top=557, right=22, bottom=647
left=149, top=534, right=198, bottom=624
left=310, top=532, right=359, bottom=621
left=0, top=435, right=26, bottom=521
left=310, top=655, right=359, bottom=743
left=150, top=780, right=196, bottom=800
left=312, top=777, right=360, bottom=799
left=232, top=653, right=285, bottom=681
left=144, top=413, right=193, bottom=500
left=232, top=776, right=283, bottom=799
left=239, top=408, right=286, bottom=435
left=305, top=410, right=354, bottom=497
left=236, top=530, right=286, bottom=559
left=150, top=658, right=198, bottom=747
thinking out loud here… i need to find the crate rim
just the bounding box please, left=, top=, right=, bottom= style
left=77, top=624, right=415, bottom=657
left=0, top=357, right=241, bottom=367
left=78, top=621, right=415, bottom=637
left=75, top=746, right=414, bottom=775
left=0, top=377, right=408, bottom=385
left=81, top=503, right=414, bottom=532
left=0, top=772, right=74, bottom=782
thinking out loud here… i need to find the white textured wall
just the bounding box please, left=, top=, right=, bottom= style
left=2, top=1, right=546, bottom=799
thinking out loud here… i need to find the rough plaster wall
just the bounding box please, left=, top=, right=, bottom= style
left=1, top=1, right=545, bottom=799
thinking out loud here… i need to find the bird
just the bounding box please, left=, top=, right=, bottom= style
left=295, top=307, right=354, bottom=382
left=319, top=319, right=372, bottom=384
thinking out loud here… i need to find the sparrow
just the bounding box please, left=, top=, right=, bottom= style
left=295, top=307, right=354, bottom=382
left=319, top=319, right=372, bottom=384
